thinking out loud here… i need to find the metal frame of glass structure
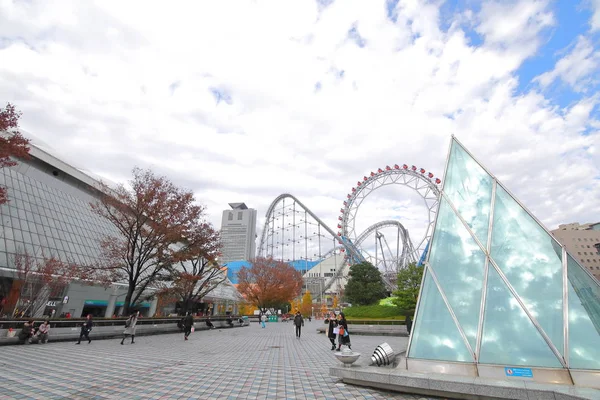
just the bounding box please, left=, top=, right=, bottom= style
left=405, top=136, right=600, bottom=389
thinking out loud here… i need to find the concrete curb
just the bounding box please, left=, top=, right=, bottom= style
left=316, top=325, right=408, bottom=337
left=330, top=365, right=600, bottom=400
left=0, top=322, right=249, bottom=346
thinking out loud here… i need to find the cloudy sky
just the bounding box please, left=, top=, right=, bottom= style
left=1, top=0, right=599, bottom=252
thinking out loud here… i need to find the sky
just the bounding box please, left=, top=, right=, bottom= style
left=1, top=0, right=599, bottom=253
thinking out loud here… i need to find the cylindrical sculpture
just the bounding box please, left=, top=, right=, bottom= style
left=371, top=342, right=395, bottom=366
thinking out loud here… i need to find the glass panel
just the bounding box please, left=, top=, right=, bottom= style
left=567, top=254, right=600, bottom=369
left=408, top=271, right=473, bottom=362
left=428, top=198, right=486, bottom=350
left=444, top=140, right=493, bottom=247
left=490, top=185, right=563, bottom=355
left=480, top=266, right=562, bottom=367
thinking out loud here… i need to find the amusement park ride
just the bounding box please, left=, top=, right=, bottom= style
left=258, top=164, right=442, bottom=300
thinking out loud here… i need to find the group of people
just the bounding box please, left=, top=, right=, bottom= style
left=17, top=319, right=50, bottom=344
left=326, top=312, right=351, bottom=351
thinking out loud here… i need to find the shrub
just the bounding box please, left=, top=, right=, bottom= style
left=342, top=304, right=408, bottom=319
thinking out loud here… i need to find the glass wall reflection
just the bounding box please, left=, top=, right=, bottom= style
left=443, top=141, right=493, bottom=248
left=428, top=198, right=485, bottom=351
left=409, top=272, right=473, bottom=362
left=479, top=266, right=562, bottom=367
left=567, top=254, right=600, bottom=369
left=490, top=185, right=564, bottom=356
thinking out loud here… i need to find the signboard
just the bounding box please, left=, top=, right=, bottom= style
left=46, top=301, right=57, bottom=307
left=62, top=296, right=69, bottom=304
left=505, top=367, right=533, bottom=378
left=84, top=300, right=108, bottom=306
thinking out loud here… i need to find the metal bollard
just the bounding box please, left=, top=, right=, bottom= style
left=371, top=342, right=395, bottom=366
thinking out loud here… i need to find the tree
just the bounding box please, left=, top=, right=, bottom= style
left=90, top=168, right=206, bottom=315
left=12, top=250, right=84, bottom=317
left=0, top=103, right=30, bottom=204
left=344, top=261, right=387, bottom=306
left=393, top=262, right=424, bottom=313
left=236, top=257, right=303, bottom=313
left=300, top=290, right=312, bottom=316
left=160, top=222, right=223, bottom=315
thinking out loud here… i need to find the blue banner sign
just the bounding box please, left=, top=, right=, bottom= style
left=505, top=367, right=533, bottom=378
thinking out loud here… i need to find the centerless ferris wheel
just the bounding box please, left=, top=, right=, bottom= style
left=337, top=164, right=441, bottom=288
left=258, top=163, right=441, bottom=295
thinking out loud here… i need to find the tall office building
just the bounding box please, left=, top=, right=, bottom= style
left=551, top=222, right=600, bottom=281
left=220, top=203, right=257, bottom=264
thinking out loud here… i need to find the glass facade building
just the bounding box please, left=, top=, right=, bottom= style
left=0, top=142, right=242, bottom=318
left=406, top=137, right=600, bottom=388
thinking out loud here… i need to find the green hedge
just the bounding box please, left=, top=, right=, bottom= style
left=342, top=304, right=409, bottom=319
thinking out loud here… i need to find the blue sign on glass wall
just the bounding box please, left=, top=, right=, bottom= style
left=505, top=367, right=533, bottom=378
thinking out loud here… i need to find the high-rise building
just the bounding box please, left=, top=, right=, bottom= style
left=551, top=222, right=600, bottom=281
left=219, top=203, right=257, bottom=264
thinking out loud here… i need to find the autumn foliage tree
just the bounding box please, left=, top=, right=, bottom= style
left=300, top=290, right=312, bottom=316
left=12, top=250, right=84, bottom=317
left=159, top=222, right=223, bottom=315
left=236, top=257, right=303, bottom=313
left=90, top=168, right=208, bottom=315
left=0, top=103, right=30, bottom=204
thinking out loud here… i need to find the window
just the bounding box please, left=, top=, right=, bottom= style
left=238, top=212, right=243, bottom=220
left=228, top=212, right=233, bottom=221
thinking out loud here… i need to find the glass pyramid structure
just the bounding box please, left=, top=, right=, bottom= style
left=406, top=137, right=600, bottom=386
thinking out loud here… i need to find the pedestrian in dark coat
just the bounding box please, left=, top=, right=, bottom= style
left=76, top=314, right=93, bottom=344
left=293, top=312, right=304, bottom=338
left=337, top=312, right=351, bottom=351
left=183, top=312, right=194, bottom=340
left=406, top=315, right=413, bottom=335
left=121, top=311, right=139, bottom=345
left=326, top=313, right=338, bottom=350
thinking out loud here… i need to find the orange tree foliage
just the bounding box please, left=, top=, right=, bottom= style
left=0, top=103, right=30, bottom=204
left=90, top=168, right=207, bottom=315
left=12, top=250, right=87, bottom=317
left=236, top=257, right=302, bottom=312
left=300, top=290, right=312, bottom=316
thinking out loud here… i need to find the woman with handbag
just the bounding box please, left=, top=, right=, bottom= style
left=121, top=311, right=139, bottom=345
left=337, top=312, right=351, bottom=351
left=326, top=313, right=338, bottom=350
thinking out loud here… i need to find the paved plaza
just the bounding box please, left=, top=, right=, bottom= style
left=0, top=321, right=437, bottom=400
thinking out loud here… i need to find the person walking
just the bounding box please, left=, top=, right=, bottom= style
left=293, top=311, right=304, bottom=338
left=37, top=320, right=50, bottom=344
left=406, top=315, right=413, bottom=335
left=337, top=312, right=351, bottom=351
left=183, top=312, right=194, bottom=340
left=326, top=313, right=338, bottom=350
left=121, top=311, right=139, bottom=345
left=76, top=314, right=93, bottom=344
left=260, top=314, right=267, bottom=328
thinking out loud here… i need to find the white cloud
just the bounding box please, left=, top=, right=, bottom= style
left=0, top=0, right=598, bottom=260
left=534, top=36, right=600, bottom=92
left=476, top=0, right=554, bottom=56
left=591, top=0, right=600, bottom=32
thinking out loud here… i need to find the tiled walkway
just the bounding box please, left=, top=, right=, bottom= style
left=0, top=321, right=436, bottom=399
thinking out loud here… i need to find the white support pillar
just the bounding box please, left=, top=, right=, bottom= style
left=148, top=297, right=158, bottom=317
left=104, top=286, right=119, bottom=318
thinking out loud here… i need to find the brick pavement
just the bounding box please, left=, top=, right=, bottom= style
left=0, top=320, right=438, bottom=400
